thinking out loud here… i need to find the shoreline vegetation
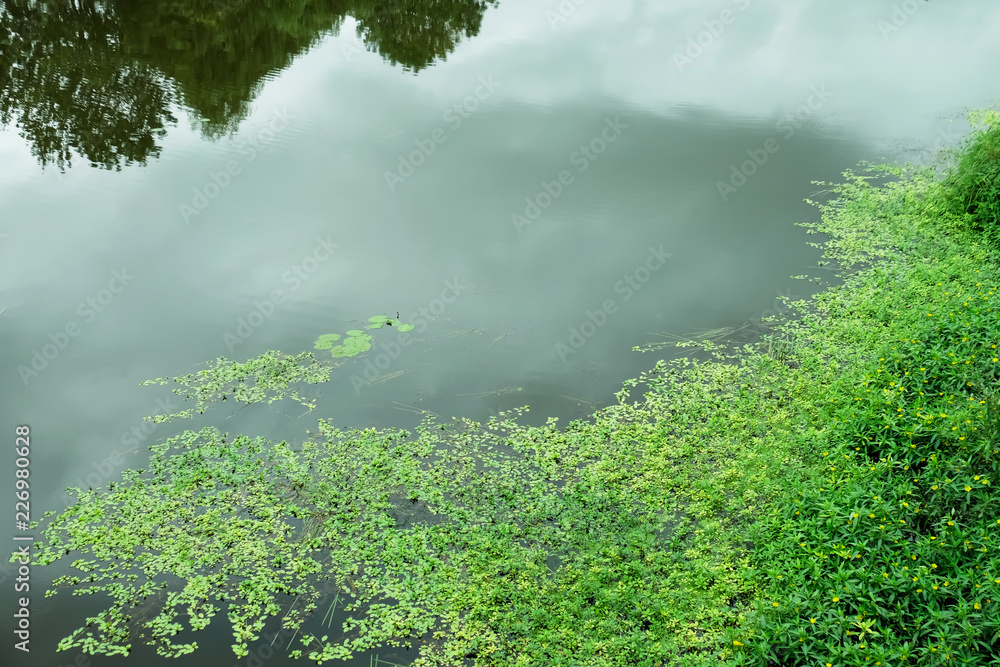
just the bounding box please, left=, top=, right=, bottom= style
left=16, top=108, right=1000, bottom=666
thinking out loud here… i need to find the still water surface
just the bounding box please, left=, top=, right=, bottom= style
left=2, top=0, right=999, bottom=665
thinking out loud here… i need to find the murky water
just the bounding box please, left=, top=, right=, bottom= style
left=2, top=0, right=999, bottom=665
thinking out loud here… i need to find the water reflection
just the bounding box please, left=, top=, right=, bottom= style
left=0, top=0, right=498, bottom=170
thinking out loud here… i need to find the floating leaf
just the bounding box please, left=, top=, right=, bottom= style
left=368, top=316, right=389, bottom=324
left=313, top=334, right=342, bottom=350
left=367, top=323, right=384, bottom=329
left=345, top=330, right=365, bottom=337
left=397, top=323, right=414, bottom=332
left=330, top=334, right=372, bottom=358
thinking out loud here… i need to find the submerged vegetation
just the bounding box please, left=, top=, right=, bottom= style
left=15, top=109, right=1000, bottom=665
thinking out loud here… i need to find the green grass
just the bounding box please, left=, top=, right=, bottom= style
left=936, top=109, right=1000, bottom=251
left=14, top=108, right=1000, bottom=666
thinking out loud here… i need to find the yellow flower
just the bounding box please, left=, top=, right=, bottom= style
left=810, top=618, right=816, bottom=624
left=772, top=602, right=779, bottom=607
left=832, top=597, right=840, bottom=602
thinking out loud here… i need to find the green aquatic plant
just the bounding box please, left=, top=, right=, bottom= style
left=21, top=403, right=683, bottom=665
left=329, top=331, right=373, bottom=359
left=139, top=351, right=337, bottom=421
left=313, top=316, right=415, bottom=358
left=314, top=334, right=342, bottom=350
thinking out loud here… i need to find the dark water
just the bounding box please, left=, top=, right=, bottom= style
left=2, top=0, right=999, bottom=665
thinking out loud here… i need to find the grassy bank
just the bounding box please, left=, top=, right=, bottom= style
left=711, top=110, right=1000, bottom=666
left=20, top=109, right=1000, bottom=666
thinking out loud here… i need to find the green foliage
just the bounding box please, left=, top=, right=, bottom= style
left=313, top=316, right=414, bottom=358
left=24, top=396, right=730, bottom=664
left=140, top=350, right=338, bottom=421
left=936, top=109, right=1000, bottom=251
left=17, top=110, right=1000, bottom=666
left=28, top=428, right=329, bottom=658
left=314, top=334, right=343, bottom=349
left=721, top=153, right=1000, bottom=664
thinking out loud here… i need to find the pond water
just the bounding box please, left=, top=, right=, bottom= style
left=2, top=0, right=999, bottom=665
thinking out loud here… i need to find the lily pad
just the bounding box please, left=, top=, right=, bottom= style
left=315, top=317, right=407, bottom=358
left=330, top=332, right=373, bottom=358
left=332, top=342, right=369, bottom=358
left=313, top=333, right=342, bottom=350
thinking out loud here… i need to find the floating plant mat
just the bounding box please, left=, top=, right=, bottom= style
left=23, top=353, right=684, bottom=664
left=138, top=317, right=419, bottom=423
